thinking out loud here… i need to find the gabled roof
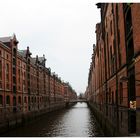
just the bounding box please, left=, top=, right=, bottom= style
left=0, top=36, right=12, bottom=43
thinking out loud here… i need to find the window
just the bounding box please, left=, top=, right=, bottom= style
left=24, top=97, right=27, bottom=103
left=23, top=80, right=25, bottom=85
left=13, top=67, right=16, bottom=75
left=18, top=69, right=20, bottom=84
left=118, top=29, right=120, bottom=45
left=18, top=69, right=20, bottom=75
left=28, top=97, right=30, bottom=103
left=13, top=48, right=16, bottom=57
left=34, top=97, right=36, bottom=103
left=38, top=97, right=39, bottom=103
left=6, top=64, right=9, bottom=82
left=18, top=96, right=21, bottom=104
left=120, top=82, right=123, bottom=104
left=121, top=111, right=123, bottom=127
left=112, top=91, right=114, bottom=104
left=6, top=74, right=9, bottom=82
left=129, top=74, right=136, bottom=101
left=28, top=88, right=30, bottom=94
left=109, top=88, right=111, bottom=103
left=23, top=72, right=25, bottom=78
left=32, top=97, right=33, bottom=103
left=0, top=81, right=2, bottom=89
left=106, top=18, right=107, bottom=28
left=127, top=38, right=134, bottom=63
left=6, top=95, right=10, bottom=104
left=13, top=58, right=16, bottom=65
left=28, top=73, right=30, bottom=79
left=27, top=66, right=30, bottom=71
left=110, top=20, right=112, bottom=35
left=126, top=8, right=132, bottom=37
left=18, top=61, right=20, bottom=66
left=28, top=59, right=30, bottom=64
left=110, top=46, right=112, bottom=60
left=6, top=83, right=9, bottom=89
left=0, top=60, right=2, bottom=80
left=0, top=95, right=3, bottom=105
left=13, top=76, right=16, bottom=84
left=7, top=54, right=9, bottom=60
left=13, top=96, right=16, bottom=106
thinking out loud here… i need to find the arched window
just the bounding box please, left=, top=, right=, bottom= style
left=6, top=95, right=10, bottom=104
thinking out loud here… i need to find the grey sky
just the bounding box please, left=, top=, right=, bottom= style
left=0, top=0, right=100, bottom=95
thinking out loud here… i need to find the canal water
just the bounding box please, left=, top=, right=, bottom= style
left=2, top=102, right=103, bottom=137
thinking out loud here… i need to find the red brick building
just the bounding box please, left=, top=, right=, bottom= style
left=0, top=34, right=77, bottom=121
left=64, top=83, right=77, bottom=103
left=86, top=3, right=140, bottom=136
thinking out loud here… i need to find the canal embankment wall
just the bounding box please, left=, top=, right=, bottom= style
left=0, top=102, right=76, bottom=135
left=88, top=102, right=123, bottom=137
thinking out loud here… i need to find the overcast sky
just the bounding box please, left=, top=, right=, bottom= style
left=0, top=0, right=100, bottom=95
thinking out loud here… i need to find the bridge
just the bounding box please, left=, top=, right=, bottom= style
left=68, top=99, right=87, bottom=103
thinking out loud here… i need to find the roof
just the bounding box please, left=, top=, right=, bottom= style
left=18, top=50, right=27, bottom=58
left=0, top=36, right=12, bottom=43
left=31, top=58, right=36, bottom=65
left=38, top=57, right=44, bottom=62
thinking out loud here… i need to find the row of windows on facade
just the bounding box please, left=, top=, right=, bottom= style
left=0, top=95, right=21, bottom=105
left=0, top=95, right=48, bottom=106
left=0, top=64, right=46, bottom=87
left=0, top=48, right=16, bottom=58
left=92, top=82, right=124, bottom=105
left=0, top=51, right=10, bottom=60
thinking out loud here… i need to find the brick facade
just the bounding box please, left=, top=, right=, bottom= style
left=86, top=3, right=140, bottom=136
left=0, top=34, right=77, bottom=121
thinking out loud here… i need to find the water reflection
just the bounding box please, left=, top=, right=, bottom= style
left=3, top=102, right=103, bottom=137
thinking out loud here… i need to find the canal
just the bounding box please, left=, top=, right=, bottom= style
left=2, top=102, right=103, bottom=137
